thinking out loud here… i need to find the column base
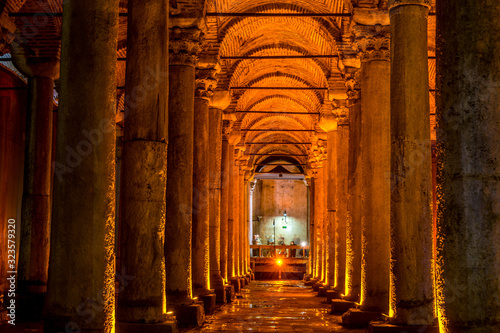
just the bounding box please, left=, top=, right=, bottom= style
left=326, top=290, right=343, bottom=303
left=225, top=284, right=235, bottom=303
left=173, top=303, right=205, bottom=326
left=318, top=286, right=329, bottom=297
left=304, top=278, right=317, bottom=286
left=341, top=308, right=384, bottom=328
left=245, top=273, right=251, bottom=282
left=331, top=300, right=357, bottom=314
left=116, top=321, right=178, bottom=333
left=368, top=321, right=439, bottom=333
left=229, top=277, right=241, bottom=292
left=343, top=294, right=359, bottom=302
left=239, top=276, right=248, bottom=287
left=304, top=274, right=313, bottom=281
left=312, top=282, right=323, bottom=292
left=199, top=294, right=216, bottom=315
left=213, top=286, right=226, bottom=304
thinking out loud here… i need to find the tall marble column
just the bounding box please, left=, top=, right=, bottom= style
left=220, top=138, right=230, bottom=282
left=356, top=24, right=391, bottom=314
left=388, top=0, right=435, bottom=326
left=209, top=91, right=231, bottom=303
left=192, top=69, right=216, bottom=296
left=436, top=0, right=500, bottom=331
left=334, top=107, right=349, bottom=295
left=313, top=164, right=325, bottom=281
left=227, top=133, right=240, bottom=287
left=345, top=80, right=362, bottom=302
left=12, top=51, right=59, bottom=302
left=239, top=170, right=246, bottom=278
left=44, top=1, right=118, bottom=331
left=117, top=0, right=169, bottom=326
left=306, top=176, right=315, bottom=277
left=318, top=112, right=337, bottom=288
left=165, top=26, right=202, bottom=308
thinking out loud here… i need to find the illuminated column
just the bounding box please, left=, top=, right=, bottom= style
left=11, top=51, right=59, bottom=303
left=306, top=175, right=315, bottom=277
left=436, top=0, right=500, bottom=331
left=387, top=0, right=435, bottom=326
left=356, top=24, right=391, bottom=314
left=220, top=137, right=230, bottom=282
left=319, top=108, right=339, bottom=289
left=322, top=149, right=331, bottom=286
left=116, top=0, right=169, bottom=326
left=165, top=26, right=201, bottom=310
left=209, top=91, right=231, bottom=302
left=334, top=106, right=349, bottom=294
left=192, top=68, right=216, bottom=297
left=227, top=133, right=241, bottom=288
left=239, top=170, right=247, bottom=278
left=345, top=75, right=362, bottom=301
left=44, top=0, right=118, bottom=331
left=313, top=163, right=325, bottom=281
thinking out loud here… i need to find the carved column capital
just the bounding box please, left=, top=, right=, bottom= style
left=353, top=24, right=390, bottom=62
left=195, top=68, right=217, bottom=99
left=333, top=105, right=350, bottom=126
left=389, top=0, right=431, bottom=10
left=169, top=27, right=203, bottom=66
left=345, top=71, right=361, bottom=100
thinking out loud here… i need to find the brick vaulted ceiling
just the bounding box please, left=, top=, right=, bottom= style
left=1, top=0, right=436, bottom=174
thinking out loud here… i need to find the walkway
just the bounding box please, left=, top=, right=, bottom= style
left=186, top=281, right=365, bottom=333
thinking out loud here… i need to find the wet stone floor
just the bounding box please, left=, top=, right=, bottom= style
left=184, top=280, right=366, bottom=333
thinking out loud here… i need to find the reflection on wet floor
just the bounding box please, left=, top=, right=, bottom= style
left=184, top=280, right=365, bottom=333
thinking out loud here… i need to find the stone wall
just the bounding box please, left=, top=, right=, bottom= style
left=252, top=179, right=308, bottom=246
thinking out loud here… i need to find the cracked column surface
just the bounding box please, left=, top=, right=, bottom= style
left=165, top=26, right=202, bottom=307
left=117, top=0, right=169, bottom=324
left=44, top=0, right=118, bottom=331
left=389, top=0, right=435, bottom=325
left=436, top=0, right=500, bottom=331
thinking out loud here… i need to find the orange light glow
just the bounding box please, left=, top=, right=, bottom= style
left=276, top=259, right=283, bottom=266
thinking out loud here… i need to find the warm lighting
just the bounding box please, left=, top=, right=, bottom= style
left=193, top=296, right=198, bottom=300
left=276, top=259, right=283, bottom=266
left=301, top=242, right=306, bottom=247
left=167, top=311, right=173, bottom=315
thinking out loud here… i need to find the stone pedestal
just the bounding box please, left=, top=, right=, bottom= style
left=331, top=300, right=357, bottom=314
left=43, top=1, right=119, bottom=331
left=165, top=26, right=202, bottom=307
left=225, top=284, right=235, bottom=303
left=326, top=290, right=342, bottom=303
left=117, top=0, right=169, bottom=325
left=342, top=309, right=384, bottom=329
left=436, top=0, right=500, bottom=331
left=174, top=303, right=205, bottom=326
left=200, top=294, right=216, bottom=315
left=368, top=321, right=438, bottom=333
left=388, top=0, right=435, bottom=325
left=229, top=277, right=241, bottom=293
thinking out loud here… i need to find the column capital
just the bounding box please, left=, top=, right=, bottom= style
left=389, top=0, right=431, bottom=10
left=11, top=42, right=60, bottom=79
left=210, top=90, right=232, bottom=110
left=169, top=27, right=203, bottom=66
left=353, top=24, right=390, bottom=62
left=195, top=67, right=217, bottom=99
left=345, top=71, right=361, bottom=100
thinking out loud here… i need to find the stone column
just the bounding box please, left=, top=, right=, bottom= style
left=356, top=24, right=391, bottom=314
left=313, top=165, right=325, bottom=282
left=345, top=79, right=362, bottom=302
left=117, top=0, right=169, bottom=327
left=239, top=170, right=246, bottom=278
left=44, top=1, right=118, bottom=331
left=220, top=138, right=230, bottom=282
left=165, top=26, right=201, bottom=309
left=232, top=157, right=241, bottom=278
left=319, top=110, right=337, bottom=289
left=436, top=0, right=500, bottom=331
left=11, top=51, right=59, bottom=304
left=388, top=0, right=435, bottom=326
left=227, top=133, right=241, bottom=290
left=334, top=107, right=349, bottom=295
left=208, top=91, right=231, bottom=303
left=192, top=69, right=216, bottom=297
left=307, top=177, right=315, bottom=277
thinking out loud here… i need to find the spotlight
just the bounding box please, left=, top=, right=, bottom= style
left=301, top=242, right=307, bottom=247
left=276, top=259, right=283, bottom=266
